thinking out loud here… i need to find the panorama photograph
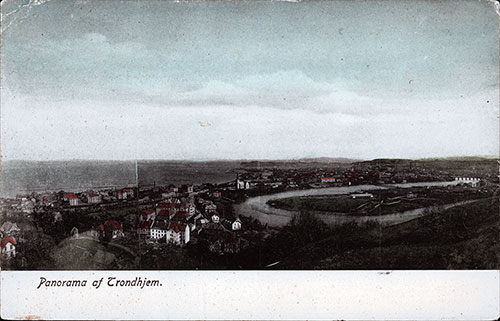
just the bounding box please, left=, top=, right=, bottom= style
left=0, top=0, right=499, bottom=270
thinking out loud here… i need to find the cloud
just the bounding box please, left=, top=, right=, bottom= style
left=1, top=84, right=497, bottom=161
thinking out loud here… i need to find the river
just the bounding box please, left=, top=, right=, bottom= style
left=234, top=181, right=466, bottom=227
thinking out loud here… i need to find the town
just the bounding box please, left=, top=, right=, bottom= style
left=1, top=157, right=498, bottom=270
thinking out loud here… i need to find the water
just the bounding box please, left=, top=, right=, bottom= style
left=234, top=181, right=463, bottom=227
left=0, top=160, right=239, bottom=198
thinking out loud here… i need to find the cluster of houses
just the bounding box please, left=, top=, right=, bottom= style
left=62, top=188, right=135, bottom=207
left=134, top=195, right=243, bottom=250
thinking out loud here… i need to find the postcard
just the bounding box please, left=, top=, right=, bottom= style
left=0, top=0, right=499, bottom=319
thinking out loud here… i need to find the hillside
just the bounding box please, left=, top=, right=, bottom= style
left=264, top=197, right=500, bottom=269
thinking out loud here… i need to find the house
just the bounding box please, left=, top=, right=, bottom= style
left=70, top=227, right=79, bottom=238
left=166, top=222, right=190, bottom=245
left=185, top=203, right=196, bottom=216
left=454, top=177, right=481, bottom=187
left=171, top=211, right=191, bottom=223
left=211, top=213, right=220, bottom=223
left=117, top=188, right=134, bottom=200
left=62, top=193, right=74, bottom=201
left=236, top=180, right=250, bottom=190
left=150, top=220, right=190, bottom=245
left=321, top=176, right=336, bottom=183
left=0, top=222, right=21, bottom=237
left=138, top=220, right=153, bottom=235
left=143, top=209, right=156, bottom=221
left=97, top=220, right=124, bottom=239
left=205, top=203, right=217, bottom=213
left=156, top=202, right=181, bottom=215
left=162, top=190, right=176, bottom=199
left=88, top=193, right=102, bottom=204
left=1, top=236, right=16, bottom=259
left=53, top=211, right=63, bottom=223
left=186, top=185, right=194, bottom=194
left=236, top=174, right=250, bottom=190
left=150, top=219, right=169, bottom=240
left=67, top=194, right=79, bottom=206
left=232, top=218, right=242, bottom=231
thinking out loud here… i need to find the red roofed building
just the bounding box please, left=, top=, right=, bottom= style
left=117, top=188, right=134, bottom=200
left=98, top=220, right=124, bottom=239
left=88, top=193, right=102, bottom=204
left=167, top=222, right=190, bottom=245
left=142, top=209, right=156, bottom=221
left=321, top=176, right=337, bottom=183
left=66, top=193, right=79, bottom=206
left=137, top=220, right=153, bottom=235
left=150, top=220, right=190, bottom=245
left=63, top=193, right=74, bottom=201
left=1, top=236, right=16, bottom=258
left=171, top=211, right=190, bottom=223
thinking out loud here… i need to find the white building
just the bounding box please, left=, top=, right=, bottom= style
left=232, top=218, right=242, bottom=231
left=150, top=220, right=190, bottom=245
left=69, top=196, right=79, bottom=206
left=117, top=188, right=134, bottom=200
left=1, top=236, right=16, bottom=259
left=454, top=177, right=481, bottom=187
left=321, top=176, right=337, bottom=183
left=88, top=194, right=102, bottom=204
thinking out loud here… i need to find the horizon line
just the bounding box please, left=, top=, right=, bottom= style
left=1, top=155, right=498, bottom=163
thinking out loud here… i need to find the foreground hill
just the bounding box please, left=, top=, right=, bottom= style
left=263, top=197, right=499, bottom=269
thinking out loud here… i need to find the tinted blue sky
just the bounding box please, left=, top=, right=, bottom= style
left=1, top=0, right=498, bottom=160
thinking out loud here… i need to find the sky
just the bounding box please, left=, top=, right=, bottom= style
left=1, top=0, right=498, bottom=160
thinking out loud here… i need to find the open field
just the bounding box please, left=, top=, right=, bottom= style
left=267, top=186, right=493, bottom=216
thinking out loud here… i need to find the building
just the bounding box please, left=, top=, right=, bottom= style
left=321, top=176, right=337, bottom=183
left=0, top=222, right=21, bottom=237
left=232, top=218, right=242, bottom=231
left=205, top=203, right=217, bottom=213
left=162, top=190, right=176, bottom=198
left=70, top=227, right=79, bottom=238
left=166, top=222, right=190, bottom=245
left=236, top=174, right=250, bottom=190
left=88, top=194, right=102, bottom=204
left=98, top=220, right=124, bottom=239
left=1, top=236, right=16, bottom=259
left=150, top=219, right=169, bottom=240
left=68, top=194, right=79, bottom=206
left=117, top=188, right=134, bottom=200
left=212, top=191, right=222, bottom=199
left=62, top=193, right=74, bottom=201
left=150, top=220, right=190, bottom=245
left=138, top=220, right=153, bottom=236
left=211, top=213, right=220, bottom=223
left=454, top=177, right=481, bottom=187
left=143, top=209, right=156, bottom=221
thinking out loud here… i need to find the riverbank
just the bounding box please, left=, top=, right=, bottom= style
left=266, top=185, right=492, bottom=216
left=234, top=181, right=463, bottom=227
left=256, top=197, right=499, bottom=269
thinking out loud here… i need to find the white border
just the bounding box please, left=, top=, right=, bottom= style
left=1, top=270, right=499, bottom=320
